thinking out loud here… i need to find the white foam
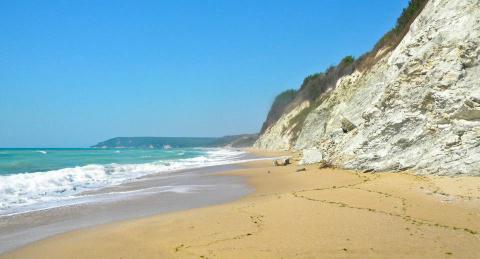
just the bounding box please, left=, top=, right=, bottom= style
left=0, top=184, right=213, bottom=217
left=0, top=148, right=251, bottom=215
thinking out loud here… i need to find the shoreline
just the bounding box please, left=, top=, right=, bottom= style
left=3, top=150, right=480, bottom=258
left=0, top=149, right=279, bottom=254
left=0, top=148, right=258, bottom=217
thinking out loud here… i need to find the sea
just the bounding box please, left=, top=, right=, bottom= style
left=0, top=147, right=250, bottom=216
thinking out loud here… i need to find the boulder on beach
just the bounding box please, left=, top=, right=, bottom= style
left=273, top=158, right=290, bottom=166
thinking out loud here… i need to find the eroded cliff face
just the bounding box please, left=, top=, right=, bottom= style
left=256, top=0, right=480, bottom=175
left=254, top=101, right=310, bottom=150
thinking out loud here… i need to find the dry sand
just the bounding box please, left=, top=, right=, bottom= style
left=3, top=150, right=480, bottom=258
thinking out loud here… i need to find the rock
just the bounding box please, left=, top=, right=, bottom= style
left=296, top=168, right=306, bottom=172
left=341, top=117, right=357, bottom=133
left=318, top=160, right=332, bottom=169
left=300, top=148, right=323, bottom=165
left=444, top=134, right=460, bottom=148
left=273, top=158, right=291, bottom=166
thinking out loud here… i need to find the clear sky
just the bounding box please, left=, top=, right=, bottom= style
left=0, top=0, right=409, bottom=147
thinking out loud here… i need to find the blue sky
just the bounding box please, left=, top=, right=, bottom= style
left=0, top=0, right=409, bottom=147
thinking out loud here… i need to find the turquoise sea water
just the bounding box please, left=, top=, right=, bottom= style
left=0, top=148, right=205, bottom=175
left=0, top=147, right=247, bottom=215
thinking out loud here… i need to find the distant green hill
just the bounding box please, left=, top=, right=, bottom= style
left=215, top=134, right=259, bottom=148
left=91, top=135, right=258, bottom=148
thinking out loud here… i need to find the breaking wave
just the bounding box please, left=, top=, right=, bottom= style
left=0, top=148, right=247, bottom=215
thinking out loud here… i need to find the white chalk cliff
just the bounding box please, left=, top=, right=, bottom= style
left=255, top=0, right=480, bottom=175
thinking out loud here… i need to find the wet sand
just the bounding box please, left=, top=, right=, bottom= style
left=0, top=164, right=253, bottom=254
left=3, top=150, right=480, bottom=258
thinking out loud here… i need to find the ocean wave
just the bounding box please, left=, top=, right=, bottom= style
left=0, top=148, right=247, bottom=214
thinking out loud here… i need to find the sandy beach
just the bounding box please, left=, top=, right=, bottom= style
left=2, top=150, right=479, bottom=258
left=2, top=0, right=479, bottom=257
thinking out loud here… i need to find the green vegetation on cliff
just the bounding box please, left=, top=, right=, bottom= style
left=376, top=0, right=429, bottom=51
left=260, top=0, right=429, bottom=134
left=296, top=55, right=356, bottom=103
left=358, top=0, right=429, bottom=70
left=260, top=89, right=297, bottom=133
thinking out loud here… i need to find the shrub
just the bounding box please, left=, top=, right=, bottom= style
left=260, top=89, right=297, bottom=133
left=259, top=0, right=429, bottom=133
left=359, top=0, right=429, bottom=70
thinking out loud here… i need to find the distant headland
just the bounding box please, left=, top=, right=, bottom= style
left=91, top=135, right=258, bottom=149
